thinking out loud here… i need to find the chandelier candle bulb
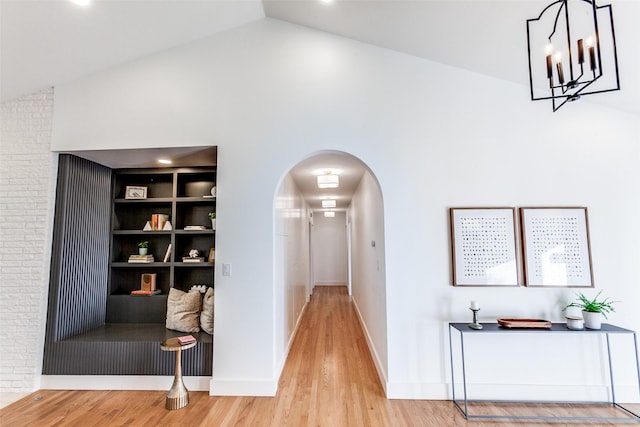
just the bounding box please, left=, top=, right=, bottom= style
left=470, top=301, right=479, bottom=310
left=556, top=61, right=565, bottom=84
left=589, top=45, right=596, bottom=71
left=546, top=54, right=553, bottom=78
left=577, top=39, right=584, bottom=64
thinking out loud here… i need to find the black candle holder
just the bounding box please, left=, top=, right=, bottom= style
left=469, top=308, right=483, bottom=330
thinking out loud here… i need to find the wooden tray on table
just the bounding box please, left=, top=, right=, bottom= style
left=497, top=318, right=552, bottom=329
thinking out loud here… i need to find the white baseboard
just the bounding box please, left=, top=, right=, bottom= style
left=209, top=379, right=277, bottom=396
left=40, top=375, right=210, bottom=391
left=351, top=298, right=388, bottom=395
left=386, top=382, right=449, bottom=400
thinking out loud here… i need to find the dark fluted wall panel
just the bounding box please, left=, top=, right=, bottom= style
left=43, top=155, right=111, bottom=373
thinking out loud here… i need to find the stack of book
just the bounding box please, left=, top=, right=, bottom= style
left=130, top=289, right=161, bottom=296
left=184, top=225, right=206, bottom=231
left=128, top=254, right=154, bottom=263
left=182, top=256, right=205, bottom=263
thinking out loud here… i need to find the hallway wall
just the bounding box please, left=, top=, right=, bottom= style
left=274, top=173, right=310, bottom=381
left=348, top=170, right=388, bottom=387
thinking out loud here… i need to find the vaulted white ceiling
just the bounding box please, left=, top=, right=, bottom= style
left=2, top=0, right=638, bottom=113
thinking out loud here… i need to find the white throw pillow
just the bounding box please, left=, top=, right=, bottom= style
left=166, top=288, right=201, bottom=333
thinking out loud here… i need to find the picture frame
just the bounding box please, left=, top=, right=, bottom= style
left=125, top=186, right=147, bottom=200
left=450, top=207, right=519, bottom=286
left=208, top=247, right=215, bottom=263
left=520, top=207, right=594, bottom=287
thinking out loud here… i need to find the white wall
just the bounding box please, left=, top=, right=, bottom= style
left=312, top=211, right=347, bottom=287
left=348, top=170, right=388, bottom=389
left=273, top=173, right=310, bottom=382
left=0, top=88, right=56, bottom=394
left=45, top=18, right=640, bottom=399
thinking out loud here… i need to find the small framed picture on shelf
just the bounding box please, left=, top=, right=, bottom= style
left=125, top=186, right=147, bottom=200
left=208, top=247, right=215, bottom=263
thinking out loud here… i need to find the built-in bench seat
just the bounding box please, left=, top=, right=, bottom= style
left=43, top=324, right=212, bottom=376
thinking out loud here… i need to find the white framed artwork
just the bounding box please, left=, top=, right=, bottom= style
left=520, top=207, right=594, bottom=287
left=450, top=207, right=519, bottom=286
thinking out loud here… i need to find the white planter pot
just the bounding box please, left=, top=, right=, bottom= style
left=139, top=248, right=148, bottom=256
left=582, top=311, right=603, bottom=329
left=210, top=219, right=216, bottom=230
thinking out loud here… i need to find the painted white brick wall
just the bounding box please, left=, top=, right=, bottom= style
left=0, top=88, right=55, bottom=392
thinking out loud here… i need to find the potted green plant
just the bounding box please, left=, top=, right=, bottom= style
left=563, top=290, right=617, bottom=330
left=137, top=240, right=149, bottom=256
left=208, top=212, right=216, bottom=231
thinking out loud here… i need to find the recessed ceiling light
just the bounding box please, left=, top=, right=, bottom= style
left=322, top=200, right=337, bottom=208
left=158, top=159, right=172, bottom=165
left=70, top=0, right=91, bottom=6
left=324, top=211, right=336, bottom=218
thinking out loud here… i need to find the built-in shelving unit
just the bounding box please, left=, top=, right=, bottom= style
left=107, top=167, right=216, bottom=323
left=43, top=152, right=216, bottom=377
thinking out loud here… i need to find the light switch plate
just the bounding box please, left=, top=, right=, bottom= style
left=222, top=263, right=232, bottom=276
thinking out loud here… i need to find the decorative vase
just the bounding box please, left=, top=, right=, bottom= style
left=211, top=219, right=216, bottom=231
left=582, top=310, right=603, bottom=329
left=139, top=248, right=148, bottom=256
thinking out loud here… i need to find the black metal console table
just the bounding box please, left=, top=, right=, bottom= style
left=449, top=322, right=640, bottom=422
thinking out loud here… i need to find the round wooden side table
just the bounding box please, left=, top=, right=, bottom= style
left=161, top=337, right=197, bottom=410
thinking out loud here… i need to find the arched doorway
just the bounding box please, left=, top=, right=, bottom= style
left=273, top=150, right=389, bottom=392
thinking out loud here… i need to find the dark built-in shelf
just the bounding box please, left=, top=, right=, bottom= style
left=110, top=167, right=216, bottom=300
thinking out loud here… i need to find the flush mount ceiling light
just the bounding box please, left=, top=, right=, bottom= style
left=317, top=171, right=339, bottom=189
left=324, top=211, right=336, bottom=218
left=526, top=0, right=619, bottom=112
left=70, top=0, right=91, bottom=6
left=157, top=159, right=172, bottom=165
left=322, top=200, right=337, bottom=208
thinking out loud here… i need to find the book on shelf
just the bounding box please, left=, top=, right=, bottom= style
left=163, top=243, right=172, bottom=263
left=128, top=255, right=154, bottom=263
left=177, top=335, right=196, bottom=345
left=151, top=214, right=170, bottom=231
left=182, top=257, right=205, bottom=263
left=184, top=225, right=206, bottom=230
left=130, top=289, right=161, bottom=296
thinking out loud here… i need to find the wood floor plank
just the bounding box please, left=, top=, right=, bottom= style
left=1, top=286, right=637, bottom=426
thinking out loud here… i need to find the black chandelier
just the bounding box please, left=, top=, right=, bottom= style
left=526, top=0, right=620, bottom=111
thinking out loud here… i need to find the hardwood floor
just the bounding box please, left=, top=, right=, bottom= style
left=1, top=286, right=637, bottom=426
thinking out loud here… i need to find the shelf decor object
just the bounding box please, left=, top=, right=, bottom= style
left=526, top=0, right=620, bottom=111
left=125, top=185, right=147, bottom=199
left=469, top=301, right=483, bottom=330
left=450, top=207, right=519, bottom=287
left=497, top=318, right=552, bottom=329
left=520, top=207, right=594, bottom=287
